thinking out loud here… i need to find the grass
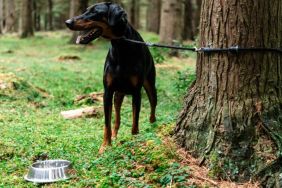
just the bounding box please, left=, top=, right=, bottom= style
left=0, top=31, right=196, bottom=187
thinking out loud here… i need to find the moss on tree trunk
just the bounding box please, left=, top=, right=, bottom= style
left=174, top=0, right=282, bottom=186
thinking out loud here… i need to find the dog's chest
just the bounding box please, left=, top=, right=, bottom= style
left=105, top=64, right=144, bottom=93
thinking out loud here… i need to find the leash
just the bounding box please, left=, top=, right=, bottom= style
left=122, top=38, right=282, bottom=54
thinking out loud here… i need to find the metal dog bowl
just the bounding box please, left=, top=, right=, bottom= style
left=24, top=160, right=72, bottom=183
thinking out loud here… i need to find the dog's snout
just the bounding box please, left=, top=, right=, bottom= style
left=65, top=19, right=74, bottom=29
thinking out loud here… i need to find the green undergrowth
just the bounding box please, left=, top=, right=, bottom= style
left=0, top=31, right=196, bottom=187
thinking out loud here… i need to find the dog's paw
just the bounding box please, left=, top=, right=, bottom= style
left=112, top=130, right=118, bottom=139
left=150, top=115, right=156, bottom=123
left=98, top=145, right=107, bottom=154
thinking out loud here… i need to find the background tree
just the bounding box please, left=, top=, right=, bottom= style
left=183, top=0, right=194, bottom=40
left=19, top=0, right=34, bottom=38
left=125, top=0, right=140, bottom=29
left=174, top=0, right=282, bottom=186
left=159, top=0, right=183, bottom=56
left=146, top=0, right=161, bottom=34
left=53, top=0, right=70, bottom=30
left=4, top=0, right=16, bottom=33
left=46, top=0, right=53, bottom=30
left=192, top=0, right=202, bottom=37
left=33, top=0, right=41, bottom=31
left=69, top=0, right=89, bottom=44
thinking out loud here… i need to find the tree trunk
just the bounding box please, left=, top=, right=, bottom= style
left=146, top=0, right=161, bottom=34
left=4, top=0, right=15, bottom=33
left=19, top=0, right=34, bottom=38
left=0, top=0, right=3, bottom=34
left=159, top=0, right=183, bottom=56
left=160, top=0, right=183, bottom=44
left=183, top=0, right=194, bottom=40
left=174, top=0, right=282, bottom=186
left=33, top=0, right=39, bottom=31
left=69, top=0, right=88, bottom=44
left=192, top=0, right=202, bottom=37
left=126, top=0, right=140, bottom=29
left=47, top=0, right=53, bottom=30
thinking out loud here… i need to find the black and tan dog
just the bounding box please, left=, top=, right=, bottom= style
left=65, top=2, right=157, bottom=153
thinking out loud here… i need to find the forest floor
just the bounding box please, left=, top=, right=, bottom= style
left=0, top=31, right=257, bottom=187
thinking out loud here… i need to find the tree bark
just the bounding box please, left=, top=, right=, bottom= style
left=159, top=0, right=183, bottom=56
left=69, top=0, right=88, bottom=44
left=183, top=0, right=194, bottom=40
left=4, top=0, right=15, bottom=33
left=146, top=0, right=161, bottom=34
left=160, top=0, right=183, bottom=44
left=19, top=0, right=34, bottom=38
left=193, top=0, right=202, bottom=37
left=174, top=0, right=282, bottom=186
left=47, top=0, right=53, bottom=30
left=33, top=0, right=40, bottom=31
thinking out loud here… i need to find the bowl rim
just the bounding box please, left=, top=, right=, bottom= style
left=31, top=159, right=71, bottom=169
left=24, top=159, right=72, bottom=183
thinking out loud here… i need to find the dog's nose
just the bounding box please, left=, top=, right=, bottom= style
left=65, top=19, right=74, bottom=29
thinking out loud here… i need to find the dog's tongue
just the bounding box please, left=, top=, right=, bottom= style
left=76, top=36, right=82, bottom=44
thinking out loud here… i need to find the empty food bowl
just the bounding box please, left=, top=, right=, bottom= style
left=24, top=160, right=73, bottom=183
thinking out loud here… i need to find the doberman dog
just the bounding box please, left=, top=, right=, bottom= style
left=65, top=2, right=157, bottom=153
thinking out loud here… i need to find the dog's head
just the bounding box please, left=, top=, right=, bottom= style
left=65, top=2, right=128, bottom=44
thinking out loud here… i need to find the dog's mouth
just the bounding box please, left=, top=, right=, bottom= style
left=76, top=27, right=103, bottom=44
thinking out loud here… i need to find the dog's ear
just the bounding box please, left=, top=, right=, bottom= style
left=108, top=4, right=127, bottom=27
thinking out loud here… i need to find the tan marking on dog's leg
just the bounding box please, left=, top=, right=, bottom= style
left=144, top=80, right=157, bottom=123
left=106, top=73, right=113, bottom=87
left=130, top=76, right=139, bottom=87
left=112, top=92, right=124, bottom=139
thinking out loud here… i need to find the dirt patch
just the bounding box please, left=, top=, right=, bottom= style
left=58, top=55, right=81, bottom=61
left=2, top=50, right=14, bottom=54
left=0, top=72, right=50, bottom=101
left=74, top=92, right=103, bottom=105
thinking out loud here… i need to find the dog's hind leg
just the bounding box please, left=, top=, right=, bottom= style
left=99, top=89, right=114, bottom=154
left=144, top=79, right=157, bottom=123
left=112, top=92, right=124, bottom=138
left=132, top=91, right=141, bottom=135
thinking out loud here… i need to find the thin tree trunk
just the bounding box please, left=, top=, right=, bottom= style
left=33, top=0, right=41, bottom=31
left=126, top=0, right=140, bottom=29
left=159, top=0, right=183, bottom=56
left=183, top=0, right=194, bottom=40
left=193, top=0, right=202, bottom=37
left=174, top=0, right=282, bottom=186
left=19, top=0, right=34, bottom=38
left=146, top=0, right=161, bottom=34
left=47, top=0, right=53, bottom=30
left=4, top=0, right=15, bottom=33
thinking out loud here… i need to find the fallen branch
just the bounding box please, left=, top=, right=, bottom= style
left=61, top=107, right=101, bottom=119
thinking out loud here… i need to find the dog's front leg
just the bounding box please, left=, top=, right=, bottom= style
left=132, top=91, right=141, bottom=135
left=99, top=89, right=114, bottom=154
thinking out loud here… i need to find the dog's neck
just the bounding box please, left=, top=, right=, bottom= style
left=110, top=24, right=143, bottom=51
